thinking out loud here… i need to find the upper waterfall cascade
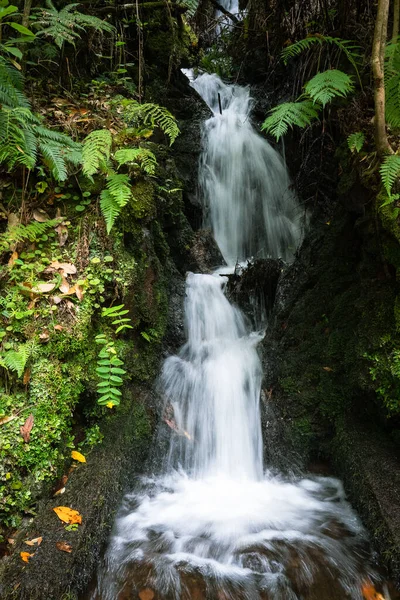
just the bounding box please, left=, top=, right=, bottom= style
left=93, top=73, right=384, bottom=600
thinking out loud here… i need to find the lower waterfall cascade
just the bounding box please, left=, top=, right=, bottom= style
left=92, top=73, right=388, bottom=600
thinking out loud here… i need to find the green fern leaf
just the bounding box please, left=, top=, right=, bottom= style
left=114, top=147, right=157, bottom=175
left=120, top=100, right=179, bottom=145
left=82, top=129, right=112, bottom=178
left=0, top=218, right=62, bottom=252
left=380, top=155, right=400, bottom=196
left=99, top=173, right=132, bottom=233
left=304, top=69, right=354, bottom=107
left=386, top=72, right=400, bottom=128
left=347, top=132, right=365, bottom=153
left=1, top=341, right=36, bottom=377
left=261, top=100, right=320, bottom=141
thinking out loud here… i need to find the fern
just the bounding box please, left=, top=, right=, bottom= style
left=120, top=100, right=180, bottom=145
left=386, top=72, right=400, bottom=128
left=177, top=0, right=199, bottom=17
left=261, top=100, right=320, bottom=141
left=114, top=147, right=157, bottom=175
left=0, top=218, right=62, bottom=252
left=0, top=56, right=29, bottom=108
left=380, top=155, right=400, bottom=197
left=281, top=35, right=361, bottom=83
left=82, top=129, right=112, bottom=178
left=100, top=172, right=132, bottom=233
left=33, top=0, right=114, bottom=49
left=347, top=132, right=365, bottom=153
left=1, top=341, right=36, bottom=377
left=304, top=69, right=354, bottom=107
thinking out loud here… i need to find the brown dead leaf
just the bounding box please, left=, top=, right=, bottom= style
left=20, top=551, right=34, bottom=563
left=56, top=541, right=72, bottom=553
left=54, top=324, right=63, bottom=332
left=24, top=537, right=42, bottom=546
left=23, top=368, right=31, bottom=385
left=322, top=366, right=334, bottom=372
left=75, top=284, right=84, bottom=301
left=39, top=330, right=50, bottom=343
left=7, top=538, right=15, bottom=545
left=52, top=296, right=62, bottom=305
left=20, top=414, right=34, bottom=443
left=53, top=506, right=82, bottom=525
left=33, top=209, right=50, bottom=223
left=0, top=415, right=17, bottom=426
left=32, top=282, right=56, bottom=294
left=8, top=251, right=18, bottom=267
left=53, top=487, right=66, bottom=496
left=362, top=583, right=385, bottom=600
left=50, top=261, right=76, bottom=275
left=55, top=224, right=68, bottom=246
left=59, top=277, right=70, bottom=294
left=139, top=589, right=155, bottom=600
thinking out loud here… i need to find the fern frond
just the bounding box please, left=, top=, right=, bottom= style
left=0, top=57, right=30, bottom=108
left=121, top=100, right=179, bottom=145
left=1, top=340, right=37, bottom=378
left=0, top=218, right=62, bottom=252
left=261, top=100, right=320, bottom=141
left=304, top=69, right=354, bottom=107
left=114, top=147, right=157, bottom=175
left=82, top=129, right=112, bottom=177
left=38, top=140, right=68, bottom=181
left=386, top=72, right=400, bottom=128
left=34, top=0, right=114, bottom=48
left=282, top=35, right=362, bottom=84
left=99, top=172, right=133, bottom=233
left=347, top=132, right=365, bottom=153
left=100, top=189, right=122, bottom=234
left=380, top=155, right=400, bottom=196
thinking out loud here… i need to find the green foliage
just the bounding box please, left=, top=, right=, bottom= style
left=0, top=1, right=35, bottom=61
left=261, top=100, right=320, bottom=141
left=176, top=0, right=199, bottom=18
left=304, top=69, right=354, bottom=107
left=102, top=304, right=133, bottom=334
left=347, top=132, right=365, bottom=153
left=0, top=218, right=62, bottom=252
left=100, top=172, right=133, bottom=233
left=95, top=334, right=125, bottom=407
left=120, top=99, right=180, bottom=145
left=380, top=155, right=400, bottom=197
left=82, top=129, right=112, bottom=178
left=114, top=147, right=157, bottom=175
left=281, top=35, right=361, bottom=82
left=386, top=71, right=400, bottom=128
left=0, top=342, right=35, bottom=377
left=33, top=0, right=114, bottom=49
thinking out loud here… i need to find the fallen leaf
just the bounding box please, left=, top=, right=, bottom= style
left=55, top=224, right=68, bottom=246
left=139, top=589, right=155, bottom=600
left=59, top=277, right=70, bottom=294
left=362, top=583, right=385, bottom=600
left=71, top=450, right=86, bottom=463
left=20, top=414, right=34, bottom=443
left=32, top=282, right=56, bottom=294
left=54, top=325, right=63, bottom=332
left=56, top=541, right=72, bottom=553
left=7, top=538, right=15, bottom=545
left=23, top=368, right=31, bottom=385
left=52, top=296, right=62, bottom=305
left=50, top=261, right=76, bottom=275
left=53, top=487, right=66, bottom=496
left=0, top=415, right=17, bottom=426
left=75, top=284, right=84, bottom=301
left=24, top=537, right=42, bottom=546
left=8, top=251, right=18, bottom=267
left=33, top=209, right=50, bottom=222
left=20, top=551, right=34, bottom=563
left=323, top=366, right=334, bottom=372
left=53, top=506, right=82, bottom=525
left=39, top=330, right=50, bottom=343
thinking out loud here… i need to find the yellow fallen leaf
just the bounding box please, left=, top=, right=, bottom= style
left=53, top=506, right=82, bottom=525
left=20, top=551, right=34, bottom=563
left=71, top=450, right=86, bottom=463
left=24, top=536, right=42, bottom=546
left=0, top=415, right=17, bottom=426
left=362, top=583, right=385, bottom=600
left=56, top=541, right=72, bottom=553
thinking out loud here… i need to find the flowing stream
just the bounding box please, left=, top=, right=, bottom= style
left=93, top=73, right=385, bottom=600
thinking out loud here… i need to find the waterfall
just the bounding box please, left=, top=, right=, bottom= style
left=93, top=73, right=381, bottom=600
left=189, top=72, right=303, bottom=265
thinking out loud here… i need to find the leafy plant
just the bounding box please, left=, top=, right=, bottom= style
left=95, top=335, right=125, bottom=407
left=100, top=173, right=133, bottom=234
left=102, top=304, right=133, bottom=334
left=120, top=99, right=180, bottom=145
left=82, top=129, right=112, bottom=178
left=347, top=132, right=365, bottom=153
left=33, top=0, right=114, bottom=49
left=304, top=70, right=354, bottom=107
left=0, top=1, right=35, bottom=61
left=0, top=218, right=62, bottom=253
left=0, top=341, right=36, bottom=377
left=380, top=154, right=400, bottom=197
left=261, top=100, right=320, bottom=141
left=114, top=147, right=157, bottom=175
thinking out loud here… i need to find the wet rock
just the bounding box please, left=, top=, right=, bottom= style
left=188, top=229, right=225, bottom=273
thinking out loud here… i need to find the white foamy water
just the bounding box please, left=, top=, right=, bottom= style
left=94, top=75, right=380, bottom=600
left=190, top=72, right=303, bottom=266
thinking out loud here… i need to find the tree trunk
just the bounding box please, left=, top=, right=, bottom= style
left=393, top=0, right=400, bottom=43
left=372, top=0, right=392, bottom=155
left=22, top=0, right=32, bottom=29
